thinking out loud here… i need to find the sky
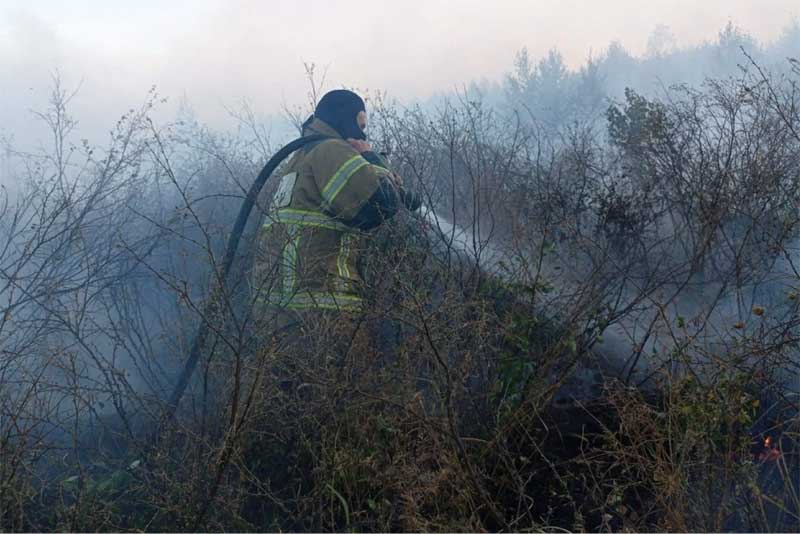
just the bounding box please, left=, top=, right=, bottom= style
left=1, top=0, right=798, bottom=147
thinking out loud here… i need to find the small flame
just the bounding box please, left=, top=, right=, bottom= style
left=758, top=435, right=781, bottom=462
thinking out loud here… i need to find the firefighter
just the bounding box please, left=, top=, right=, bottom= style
left=254, top=89, right=420, bottom=333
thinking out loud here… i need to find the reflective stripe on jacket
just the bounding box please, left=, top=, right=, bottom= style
left=254, top=118, right=395, bottom=312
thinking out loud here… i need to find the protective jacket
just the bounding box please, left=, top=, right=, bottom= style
left=255, top=117, right=416, bottom=312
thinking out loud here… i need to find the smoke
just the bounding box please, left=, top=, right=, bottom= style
left=398, top=26, right=799, bottom=393
left=0, top=13, right=797, bottom=473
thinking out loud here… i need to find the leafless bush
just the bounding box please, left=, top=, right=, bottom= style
left=0, top=59, right=797, bottom=531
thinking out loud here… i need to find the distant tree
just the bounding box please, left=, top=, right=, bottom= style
left=646, top=24, right=677, bottom=58
left=598, top=40, right=639, bottom=98
left=768, top=18, right=800, bottom=60
left=711, top=22, right=761, bottom=75
left=506, top=48, right=607, bottom=132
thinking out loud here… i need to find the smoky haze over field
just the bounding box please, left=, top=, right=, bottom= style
left=0, top=3, right=799, bottom=531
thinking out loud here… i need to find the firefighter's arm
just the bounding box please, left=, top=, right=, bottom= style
left=312, top=140, right=416, bottom=229
left=355, top=146, right=422, bottom=212
left=311, top=139, right=385, bottom=219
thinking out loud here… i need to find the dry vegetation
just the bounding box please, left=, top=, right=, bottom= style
left=0, top=54, right=798, bottom=532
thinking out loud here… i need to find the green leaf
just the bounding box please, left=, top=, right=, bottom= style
left=326, top=483, right=350, bottom=525
left=567, top=338, right=577, bottom=354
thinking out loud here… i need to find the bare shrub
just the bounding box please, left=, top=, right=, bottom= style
left=0, top=58, right=797, bottom=532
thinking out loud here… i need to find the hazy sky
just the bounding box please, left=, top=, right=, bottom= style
left=1, top=0, right=797, bottom=146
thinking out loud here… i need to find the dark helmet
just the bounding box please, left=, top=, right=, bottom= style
left=310, top=89, right=367, bottom=140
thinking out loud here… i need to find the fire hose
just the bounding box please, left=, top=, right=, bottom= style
left=161, top=134, right=330, bottom=425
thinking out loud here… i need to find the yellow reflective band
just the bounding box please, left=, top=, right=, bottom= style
left=321, top=154, right=368, bottom=208
left=264, top=208, right=352, bottom=232
left=336, top=234, right=352, bottom=292
left=260, top=291, right=362, bottom=312
left=286, top=295, right=362, bottom=311
left=370, top=164, right=391, bottom=176
left=282, top=230, right=300, bottom=297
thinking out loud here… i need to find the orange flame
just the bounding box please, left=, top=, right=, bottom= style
left=758, top=435, right=781, bottom=462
